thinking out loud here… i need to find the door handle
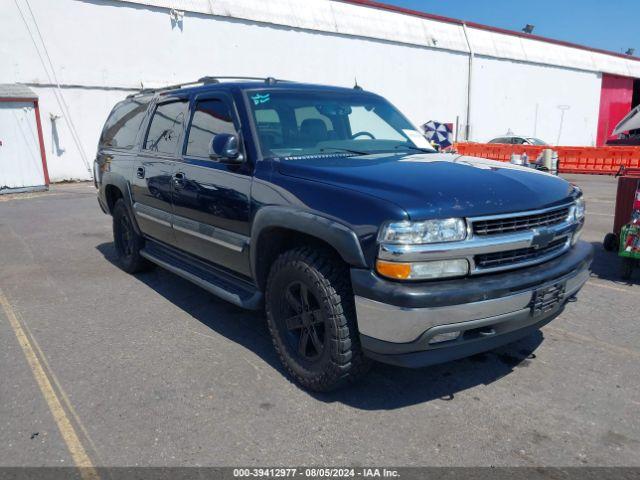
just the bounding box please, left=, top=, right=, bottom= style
left=136, top=166, right=145, bottom=179
left=173, top=171, right=186, bottom=188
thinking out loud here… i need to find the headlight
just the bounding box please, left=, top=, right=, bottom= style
left=376, top=259, right=469, bottom=280
left=571, top=197, right=585, bottom=245
left=379, top=218, right=467, bottom=244
left=568, top=196, right=585, bottom=223
left=573, top=196, right=585, bottom=221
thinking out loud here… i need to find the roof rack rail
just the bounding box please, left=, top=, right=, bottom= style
left=126, top=76, right=293, bottom=98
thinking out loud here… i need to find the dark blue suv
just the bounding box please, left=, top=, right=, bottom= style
left=95, top=77, right=592, bottom=391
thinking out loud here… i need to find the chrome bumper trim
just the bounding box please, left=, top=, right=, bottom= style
left=379, top=229, right=539, bottom=261
left=355, top=265, right=589, bottom=344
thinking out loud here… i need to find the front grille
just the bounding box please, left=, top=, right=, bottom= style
left=474, top=237, right=568, bottom=270
left=472, top=207, right=570, bottom=236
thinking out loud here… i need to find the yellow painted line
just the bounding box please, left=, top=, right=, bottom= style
left=22, top=317, right=106, bottom=468
left=586, top=280, right=630, bottom=293
left=545, top=326, right=640, bottom=359
left=0, top=289, right=99, bottom=480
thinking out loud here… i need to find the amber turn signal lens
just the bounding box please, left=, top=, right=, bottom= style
left=376, top=260, right=412, bottom=280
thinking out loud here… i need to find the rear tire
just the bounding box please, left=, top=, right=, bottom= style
left=112, top=199, right=153, bottom=274
left=603, top=233, right=618, bottom=252
left=265, top=247, right=370, bottom=391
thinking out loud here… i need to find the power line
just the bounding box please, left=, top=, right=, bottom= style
left=14, top=0, right=93, bottom=174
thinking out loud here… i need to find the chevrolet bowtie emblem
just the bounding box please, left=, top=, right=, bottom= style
left=531, top=229, right=555, bottom=249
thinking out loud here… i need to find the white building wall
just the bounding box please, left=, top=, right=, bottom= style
left=28, top=87, right=137, bottom=181
left=470, top=57, right=603, bottom=146
left=4, top=0, right=469, bottom=181
left=2, top=0, right=637, bottom=180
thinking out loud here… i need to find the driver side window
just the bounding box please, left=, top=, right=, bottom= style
left=185, top=98, right=237, bottom=158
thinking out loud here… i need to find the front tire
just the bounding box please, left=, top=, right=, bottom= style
left=265, top=247, right=370, bottom=391
left=112, top=199, right=153, bottom=274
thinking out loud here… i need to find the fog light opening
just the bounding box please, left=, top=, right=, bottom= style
left=428, top=331, right=461, bottom=344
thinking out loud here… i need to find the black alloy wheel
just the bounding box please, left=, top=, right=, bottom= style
left=265, top=247, right=370, bottom=391
left=279, top=281, right=326, bottom=363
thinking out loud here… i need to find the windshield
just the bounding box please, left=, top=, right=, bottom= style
left=247, top=90, right=435, bottom=159
left=526, top=137, right=548, bottom=145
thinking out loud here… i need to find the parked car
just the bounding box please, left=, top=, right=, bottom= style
left=606, top=105, right=640, bottom=146
left=606, top=134, right=640, bottom=146
left=488, top=135, right=549, bottom=146
left=95, top=77, right=592, bottom=391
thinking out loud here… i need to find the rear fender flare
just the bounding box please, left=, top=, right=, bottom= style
left=103, top=173, right=142, bottom=236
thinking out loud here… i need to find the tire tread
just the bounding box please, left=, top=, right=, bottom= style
left=265, top=247, right=370, bottom=391
left=112, top=199, right=153, bottom=274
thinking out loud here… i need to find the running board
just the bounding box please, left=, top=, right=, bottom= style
left=140, top=240, right=263, bottom=310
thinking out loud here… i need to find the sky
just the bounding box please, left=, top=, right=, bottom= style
left=383, top=0, right=638, bottom=55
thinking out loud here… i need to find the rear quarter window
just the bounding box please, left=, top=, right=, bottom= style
left=100, top=97, right=151, bottom=149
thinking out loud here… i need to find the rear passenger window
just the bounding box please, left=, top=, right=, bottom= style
left=100, top=97, right=151, bottom=149
left=144, top=100, right=188, bottom=155
left=185, top=99, right=237, bottom=157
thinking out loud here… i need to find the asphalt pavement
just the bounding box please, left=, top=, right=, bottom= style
left=0, top=175, right=638, bottom=467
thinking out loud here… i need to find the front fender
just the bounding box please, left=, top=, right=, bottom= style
left=250, top=206, right=368, bottom=280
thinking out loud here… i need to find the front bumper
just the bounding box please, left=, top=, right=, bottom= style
left=351, top=241, right=593, bottom=368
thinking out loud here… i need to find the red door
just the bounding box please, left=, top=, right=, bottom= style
left=597, top=74, right=634, bottom=146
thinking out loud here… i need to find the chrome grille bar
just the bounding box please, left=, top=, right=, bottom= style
left=472, top=206, right=571, bottom=235
left=474, top=237, right=569, bottom=269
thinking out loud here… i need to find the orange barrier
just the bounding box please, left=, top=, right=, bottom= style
left=454, top=143, right=640, bottom=175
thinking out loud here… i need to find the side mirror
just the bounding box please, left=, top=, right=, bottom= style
left=209, top=133, right=243, bottom=162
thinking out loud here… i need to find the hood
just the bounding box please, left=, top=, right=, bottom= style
left=277, top=152, right=576, bottom=219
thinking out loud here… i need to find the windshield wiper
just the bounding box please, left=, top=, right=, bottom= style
left=319, top=147, right=370, bottom=156
left=393, top=144, right=437, bottom=153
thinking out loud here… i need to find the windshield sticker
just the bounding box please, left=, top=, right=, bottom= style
left=251, top=93, right=271, bottom=105
left=403, top=129, right=433, bottom=150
